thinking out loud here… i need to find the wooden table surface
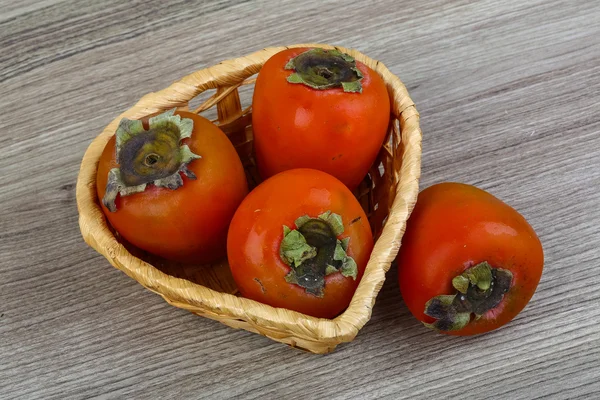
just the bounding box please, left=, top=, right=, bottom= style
left=2, top=0, right=599, bottom=398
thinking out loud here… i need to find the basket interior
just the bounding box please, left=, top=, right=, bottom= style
left=110, top=72, right=404, bottom=297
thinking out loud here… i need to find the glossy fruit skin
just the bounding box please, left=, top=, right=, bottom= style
left=97, top=111, right=248, bottom=264
left=252, top=47, right=391, bottom=190
left=397, top=183, right=544, bottom=335
left=227, top=169, right=373, bottom=318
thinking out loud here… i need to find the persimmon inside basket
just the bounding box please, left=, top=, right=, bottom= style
left=76, top=43, right=422, bottom=354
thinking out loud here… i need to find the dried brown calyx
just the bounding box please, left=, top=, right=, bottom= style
left=285, top=48, right=364, bottom=93
left=280, top=211, right=358, bottom=297
left=102, top=109, right=200, bottom=212
left=424, top=262, right=513, bottom=331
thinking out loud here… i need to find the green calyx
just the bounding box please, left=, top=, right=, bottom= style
left=280, top=211, right=358, bottom=297
left=423, top=262, right=513, bottom=332
left=102, top=109, right=200, bottom=212
left=285, top=48, right=363, bottom=93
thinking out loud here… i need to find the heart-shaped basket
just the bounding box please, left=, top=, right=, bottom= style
left=76, top=43, right=422, bottom=354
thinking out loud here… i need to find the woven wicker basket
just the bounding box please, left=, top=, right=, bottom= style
left=76, top=43, right=422, bottom=354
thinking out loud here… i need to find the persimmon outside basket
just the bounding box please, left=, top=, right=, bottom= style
left=76, top=43, right=422, bottom=354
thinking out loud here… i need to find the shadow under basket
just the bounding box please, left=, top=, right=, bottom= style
left=76, top=43, right=422, bottom=354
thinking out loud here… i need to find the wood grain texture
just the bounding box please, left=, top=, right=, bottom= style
left=1, top=0, right=599, bottom=398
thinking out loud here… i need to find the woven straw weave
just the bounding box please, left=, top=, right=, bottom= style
left=76, top=43, right=422, bottom=354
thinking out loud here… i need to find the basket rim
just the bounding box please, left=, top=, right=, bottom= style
left=76, top=43, right=422, bottom=345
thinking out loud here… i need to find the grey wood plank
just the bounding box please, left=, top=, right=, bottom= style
left=1, top=0, right=599, bottom=399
